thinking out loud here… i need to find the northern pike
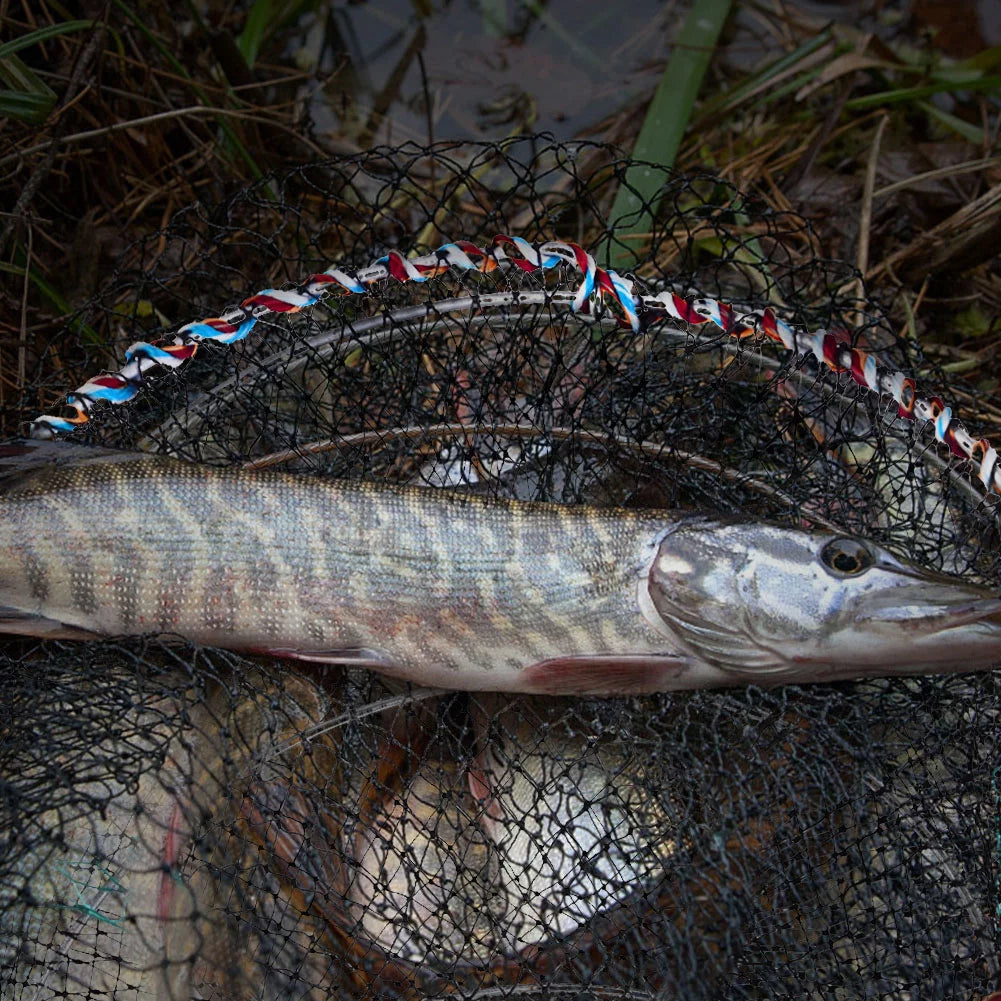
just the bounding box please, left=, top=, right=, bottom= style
left=1, top=438, right=1000, bottom=692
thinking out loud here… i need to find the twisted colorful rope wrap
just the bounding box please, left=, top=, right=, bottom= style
left=30, top=235, right=999, bottom=499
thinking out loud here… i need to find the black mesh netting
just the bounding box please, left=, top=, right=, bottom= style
left=2, top=138, right=1000, bottom=999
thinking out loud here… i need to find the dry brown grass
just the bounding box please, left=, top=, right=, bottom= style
left=2, top=0, right=999, bottom=436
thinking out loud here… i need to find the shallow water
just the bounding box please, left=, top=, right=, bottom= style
left=287, top=0, right=1001, bottom=148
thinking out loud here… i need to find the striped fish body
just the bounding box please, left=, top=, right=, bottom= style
left=3, top=441, right=1001, bottom=692
left=0, top=444, right=683, bottom=693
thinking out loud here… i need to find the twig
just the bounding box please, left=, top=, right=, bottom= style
left=0, top=17, right=107, bottom=253
left=873, top=155, right=1001, bottom=199
left=18, top=222, right=31, bottom=395
left=868, top=180, right=1001, bottom=283
left=0, top=104, right=325, bottom=173
left=854, top=113, right=889, bottom=326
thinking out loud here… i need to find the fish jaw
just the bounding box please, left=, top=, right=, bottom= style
left=788, top=583, right=1001, bottom=675
left=837, top=595, right=1001, bottom=669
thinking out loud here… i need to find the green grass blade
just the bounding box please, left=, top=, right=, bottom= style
left=0, top=20, right=94, bottom=60
left=0, top=52, right=57, bottom=122
left=845, top=76, right=1001, bottom=110
left=607, top=0, right=733, bottom=270
left=479, top=0, right=508, bottom=36
left=954, top=45, right=1001, bottom=73
left=917, top=100, right=987, bottom=144
left=112, top=0, right=267, bottom=186
left=696, top=27, right=834, bottom=120
left=237, top=0, right=274, bottom=67
left=0, top=89, right=57, bottom=122
left=0, top=258, right=102, bottom=344
left=238, top=0, right=317, bottom=69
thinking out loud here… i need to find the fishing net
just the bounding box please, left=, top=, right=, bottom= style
left=2, top=138, right=1000, bottom=999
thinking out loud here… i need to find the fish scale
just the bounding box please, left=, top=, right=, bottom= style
left=0, top=442, right=672, bottom=692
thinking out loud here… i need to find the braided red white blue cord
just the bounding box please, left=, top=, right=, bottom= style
left=30, top=234, right=1001, bottom=498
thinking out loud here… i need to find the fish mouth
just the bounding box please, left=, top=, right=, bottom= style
left=861, top=592, right=1001, bottom=631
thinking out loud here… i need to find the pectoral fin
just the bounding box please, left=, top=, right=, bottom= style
left=263, top=646, right=401, bottom=670
left=520, top=654, right=694, bottom=694
left=0, top=605, right=102, bottom=640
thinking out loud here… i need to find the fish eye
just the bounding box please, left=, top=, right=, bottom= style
left=819, top=537, right=875, bottom=577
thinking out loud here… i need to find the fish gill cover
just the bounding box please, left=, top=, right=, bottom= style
left=1, top=139, right=999, bottom=998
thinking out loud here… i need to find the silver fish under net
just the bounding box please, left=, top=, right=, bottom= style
left=2, top=138, right=1000, bottom=999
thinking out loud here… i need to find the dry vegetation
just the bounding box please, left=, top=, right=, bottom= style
left=1, top=0, right=999, bottom=437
